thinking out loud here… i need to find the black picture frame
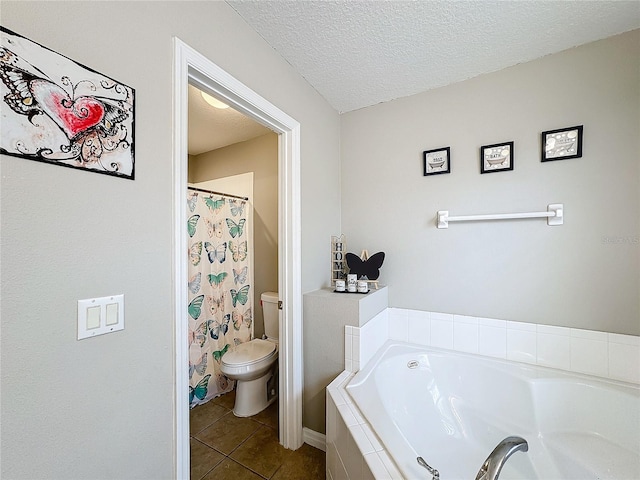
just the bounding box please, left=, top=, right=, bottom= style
left=481, top=141, right=514, bottom=174
left=423, top=147, right=451, bottom=176
left=541, top=125, right=583, bottom=162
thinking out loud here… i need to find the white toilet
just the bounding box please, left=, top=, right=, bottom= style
left=220, top=292, right=279, bottom=417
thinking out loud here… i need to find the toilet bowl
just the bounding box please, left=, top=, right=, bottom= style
left=220, top=292, right=279, bottom=417
left=220, top=338, right=277, bottom=417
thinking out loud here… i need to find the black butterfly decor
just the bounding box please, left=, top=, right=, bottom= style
left=345, top=252, right=385, bottom=280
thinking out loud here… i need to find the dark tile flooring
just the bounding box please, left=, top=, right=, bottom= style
left=190, top=390, right=325, bottom=479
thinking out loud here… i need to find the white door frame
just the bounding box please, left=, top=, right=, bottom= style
left=172, top=38, right=303, bottom=479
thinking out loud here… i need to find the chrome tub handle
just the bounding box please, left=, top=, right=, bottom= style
left=417, top=456, right=439, bottom=480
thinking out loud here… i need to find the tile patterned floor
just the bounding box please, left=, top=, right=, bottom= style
left=190, top=390, right=325, bottom=479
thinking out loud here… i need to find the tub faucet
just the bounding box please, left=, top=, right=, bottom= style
left=475, top=436, right=528, bottom=480
left=416, top=456, right=439, bottom=480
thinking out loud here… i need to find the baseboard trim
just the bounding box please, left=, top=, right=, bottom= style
left=303, top=427, right=326, bottom=452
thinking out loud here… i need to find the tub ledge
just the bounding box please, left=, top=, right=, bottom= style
left=326, top=369, right=403, bottom=479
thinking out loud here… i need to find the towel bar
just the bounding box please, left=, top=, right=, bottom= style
left=437, top=204, right=563, bottom=229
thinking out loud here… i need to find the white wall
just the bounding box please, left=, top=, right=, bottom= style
left=0, top=2, right=341, bottom=478
left=341, top=30, right=640, bottom=335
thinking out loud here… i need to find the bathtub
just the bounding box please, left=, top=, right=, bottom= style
left=345, top=341, right=640, bottom=480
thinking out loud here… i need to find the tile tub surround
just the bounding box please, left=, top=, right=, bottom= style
left=330, top=307, right=639, bottom=479
left=347, top=308, right=640, bottom=384
left=326, top=371, right=403, bottom=480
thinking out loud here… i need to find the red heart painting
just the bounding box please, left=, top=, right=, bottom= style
left=1, top=27, right=135, bottom=178
left=30, top=79, right=105, bottom=139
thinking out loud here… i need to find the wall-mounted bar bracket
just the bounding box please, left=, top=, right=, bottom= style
left=437, top=204, right=563, bottom=229
left=547, top=204, right=563, bottom=226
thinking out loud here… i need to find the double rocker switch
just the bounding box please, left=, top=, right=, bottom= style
left=77, top=294, right=125, bottom=340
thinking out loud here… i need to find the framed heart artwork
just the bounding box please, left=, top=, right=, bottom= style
left=0, top=26, right=135, bottom=179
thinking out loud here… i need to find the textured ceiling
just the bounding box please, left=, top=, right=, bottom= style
left=188, top=84, right=271, bottom=155
left=191, top=1, right=639, bottom=155
left=228, top=0, right=640, bottom=113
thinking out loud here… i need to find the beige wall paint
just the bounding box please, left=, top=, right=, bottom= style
left=190, top=133, right=278, bottom=339
left=341, top=30, right=640, bottom=335
left=2, top=4, right=637, bottom=477
left=0, top=2, right=341, bottom=478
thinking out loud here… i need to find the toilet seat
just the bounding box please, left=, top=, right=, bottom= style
left=221, top=338, right=277, bottom=367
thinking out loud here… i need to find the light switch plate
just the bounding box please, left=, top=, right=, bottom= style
left=78, top=294, right=125, bottom=340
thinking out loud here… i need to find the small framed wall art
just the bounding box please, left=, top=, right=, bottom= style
left=481, top=141, right=514, bottom=174
left=541, top=125, right=583, bottom=162
left=423, top=146, right=450, bottom=176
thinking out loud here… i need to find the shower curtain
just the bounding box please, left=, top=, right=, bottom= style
left=187, top=188, right=253, bottom=408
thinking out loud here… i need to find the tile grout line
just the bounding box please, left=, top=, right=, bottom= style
left=191, top=395, right=290, bottom=479
left=191, top=391, right=325, bottom=479
left=189, top=436, right=225, bottom=480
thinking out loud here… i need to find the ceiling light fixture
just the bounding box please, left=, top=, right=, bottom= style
left=200, top=91, right=229, bottom=109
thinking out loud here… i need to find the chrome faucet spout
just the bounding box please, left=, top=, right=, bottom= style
left=475, top=436, right=528, bottom=480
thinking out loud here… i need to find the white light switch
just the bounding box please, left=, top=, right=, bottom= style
left=105, top=303, right=119, bottom=326
left=87, top=306, right=101, bottom=329
left=78, top=294, right=125, bottom=340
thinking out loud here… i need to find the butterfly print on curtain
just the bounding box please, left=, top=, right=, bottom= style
left=187, top=189, right=253, bottom=407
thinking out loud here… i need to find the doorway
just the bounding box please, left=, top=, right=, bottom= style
left=173, top=38, right=303, bottom=478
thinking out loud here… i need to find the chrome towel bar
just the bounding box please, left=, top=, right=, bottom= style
left=437, top=204, right=563, bottom=229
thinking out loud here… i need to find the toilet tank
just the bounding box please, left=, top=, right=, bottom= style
left=261, top=292, right=279, bottom=341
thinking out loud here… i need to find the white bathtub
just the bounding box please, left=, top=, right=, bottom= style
left=346, top=341, right=640, bottom=480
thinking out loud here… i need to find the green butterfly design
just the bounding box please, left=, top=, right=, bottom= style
left=189, top=374, right=211, bottom=405
left=188, top=295, right=205, bottom=320
left=204, top=196, right=225, bottom=213
left=229, top=240, right=247, bottom=262
left=187, top=215, right=200, bottom=237
left=226, top=218, right=246, bottom=238
left=208, top=272, right=228, bottom=288
left=213, top=344, right=230, bottom=363
left=230, top=285, right=250, bottom=307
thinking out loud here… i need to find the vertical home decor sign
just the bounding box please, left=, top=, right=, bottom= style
left=0, top=27, right=135, bottom=179
left=331, top=234, right=347, bottom=286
